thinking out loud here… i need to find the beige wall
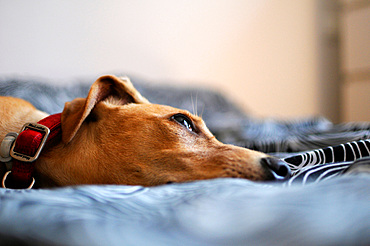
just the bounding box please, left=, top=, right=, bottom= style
left=0, top=0, right=342, bottom=121
left=340, top=1, right=370, bottom=122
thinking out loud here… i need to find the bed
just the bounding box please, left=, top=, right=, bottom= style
left=0, top=76, right=369, bottom=245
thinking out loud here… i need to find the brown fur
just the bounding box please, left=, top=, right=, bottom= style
left=1, top=75, right=277, bottom=188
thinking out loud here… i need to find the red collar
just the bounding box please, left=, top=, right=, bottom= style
left=2, top=113, right=62, bottom=189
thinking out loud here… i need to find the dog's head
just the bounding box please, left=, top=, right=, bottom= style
left=36, top=75, right=290, bottom=187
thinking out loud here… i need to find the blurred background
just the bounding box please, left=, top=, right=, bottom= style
left=0, top=0, right=369, bottom=122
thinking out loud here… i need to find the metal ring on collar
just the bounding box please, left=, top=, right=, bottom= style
left=2, top=171, right=35, bottom=189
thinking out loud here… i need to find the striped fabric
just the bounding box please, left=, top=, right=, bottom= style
left=284, top=139, right=370, bottom=185
left=225, top=117, right=370, bottom=185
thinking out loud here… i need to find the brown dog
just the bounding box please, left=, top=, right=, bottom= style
left=0, top=75, right=290, bottom=188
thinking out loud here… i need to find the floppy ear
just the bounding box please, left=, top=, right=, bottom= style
left=61, top=75, right=149, bottom=144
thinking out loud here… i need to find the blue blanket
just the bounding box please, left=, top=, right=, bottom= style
left=0, top=175, right=370, bottom=245
left=0, top=176, right=369, bottom=245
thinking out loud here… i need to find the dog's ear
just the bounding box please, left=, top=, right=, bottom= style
left=61, top=75, right=149, bottom=144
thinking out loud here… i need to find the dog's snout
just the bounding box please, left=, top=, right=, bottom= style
left=261, top=157, right=291, bottom=181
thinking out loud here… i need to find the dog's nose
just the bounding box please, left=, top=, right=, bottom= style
left=260, top=157, right=291, bottom=181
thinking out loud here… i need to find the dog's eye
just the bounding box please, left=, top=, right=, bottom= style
left=171, top=114, right=194, bottom=132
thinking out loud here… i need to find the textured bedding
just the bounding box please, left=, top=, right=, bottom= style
left=0, top=76, right=369, bottom=245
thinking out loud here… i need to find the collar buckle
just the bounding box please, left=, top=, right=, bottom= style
left=10, top=123, right=51, bottom=162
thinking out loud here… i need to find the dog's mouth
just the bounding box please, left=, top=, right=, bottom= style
left=205, top=145, right=292, bottom=182
left=214, top=155, right=291, bottom=182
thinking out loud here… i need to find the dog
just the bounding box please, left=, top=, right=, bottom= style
left=0, top=75, right=290, bottom=188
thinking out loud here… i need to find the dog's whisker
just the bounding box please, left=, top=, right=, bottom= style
left=200, top=104, right=205, bottom=118
left=191, top=93, right=195, bottom=116
left=195, top=92, right=198, bottom=116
